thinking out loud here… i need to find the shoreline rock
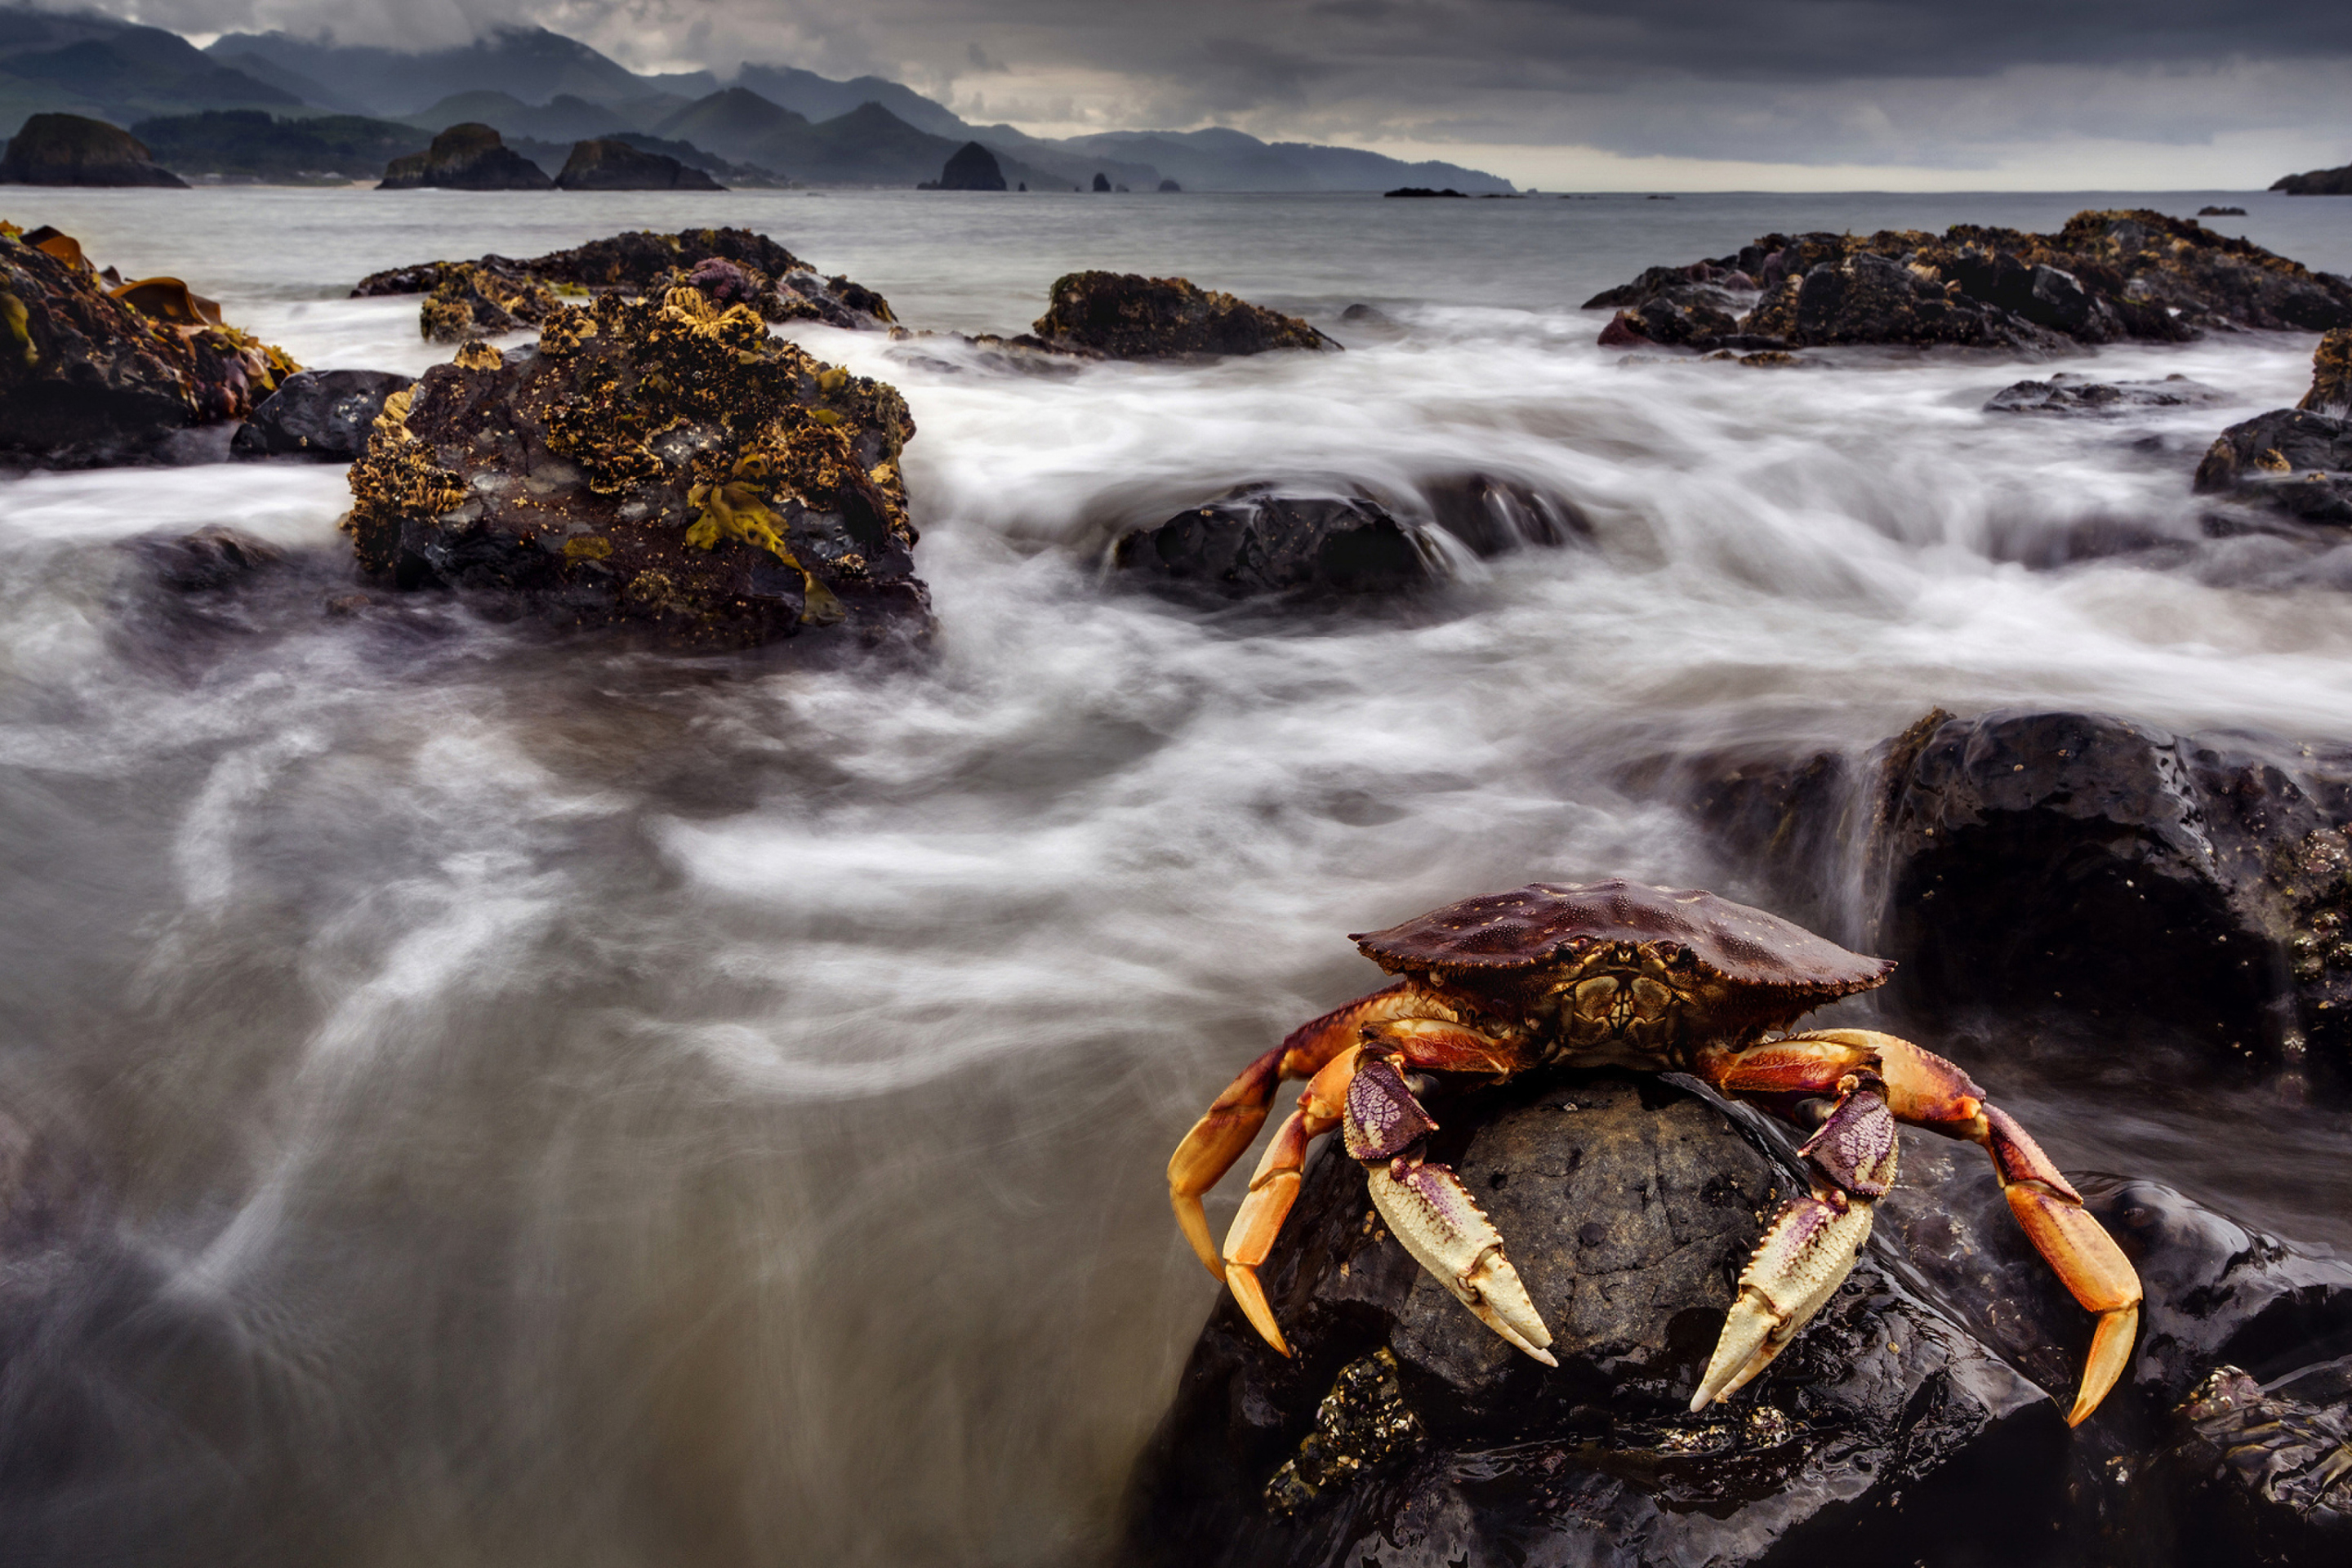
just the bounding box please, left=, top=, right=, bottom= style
left=2194, top=331, right=2352, bottom=526
left=0, top=114, right=185, bottom=189
left=344, top=284, right=928, bottom=650
left=1029, top=272, right=1338, bottom=360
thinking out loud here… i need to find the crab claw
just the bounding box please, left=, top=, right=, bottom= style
left=1692, top=1193, right=1874, bottom=1411
left=1369, top=1156, right=1557, bottom=1365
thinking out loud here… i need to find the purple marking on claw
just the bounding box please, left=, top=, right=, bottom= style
left=1344, top=1058, right=1439, bottom=1163
left=1388, top=1158, right=1486, bottom=1234
left=1799, top=1089, right=1896, bottom=1199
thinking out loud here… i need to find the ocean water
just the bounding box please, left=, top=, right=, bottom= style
left=2, top=186, right=2350, bottom=1566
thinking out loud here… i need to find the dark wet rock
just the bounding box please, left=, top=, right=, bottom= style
left=2273, top=163, right=2352, bottom=197
left=922, top=140, right=1005, bottom=191
left=377, top=122, right=551, bottom=191
left=0, top=222, right=299, bottom=466
left=1339, top=303, right=1388, bottom=323
left=2194, top=408, right=2352, bottom=527
left=1423, top=474, right=1587, bottom=556
left=1031, top=272, right=1339, bottom=361
left=1984, top=373, right=2225, bottom=414
left=1587, top=208, right=2352, bottom=352
left=1581, top=262, right=1758, bottom=310
left=1112, top=493, right=1430, bottom=599
left=2140, top=1361, right=2352, bottom=1562
left=132, top=525, right=285, bottom=593
left=1383, top=187, right=1467, bottom=198
left=2304, top=327, right=2352, bottom=418
left=0, top=113, right=186, bottom=188
left=230, top=368, right=413, bottom=460
left=345, top=284, right=927, bottom=651
left=1125, top=1070, right=2070, bottom=1568
left=1597, top=284, right=1745, bottom=350
left=552, top=138, right=724, bottom=192
left=352, top=227, right=894, bottom=343
left=1693, top=708, right=2352, bottom=1072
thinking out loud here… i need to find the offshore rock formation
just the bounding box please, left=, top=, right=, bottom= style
left=1030, top=272, right=1338, bottom=360
left=344, top=283, right=927, bottom=650
left=352, top=227, right=895, bottom=343
left=377, top=123, right=551, bottom=191
left=0, top=113, right=186, bottom=188
left=0, top=220, right=298, bottom=466
left=920, top=141, right=1006, bottom=191
left=1588, top=210, right=2352, bottom=353
left=230, top=368, right=412, bottom=460
left=2272, top=161, right=2352, bottom=197
left=553, top=139, right=724, bottom=192
left=2194, top=331, right=2352, bottom=527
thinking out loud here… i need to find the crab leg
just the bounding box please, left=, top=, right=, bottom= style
left=1694, top=1078, right=1896, bottom=1410
left=1217, top=1046, right=1361, bottom=1353
left=1700, top=1029, right=2143, bottom=1425
left=1348, top=1056, right=1557, bottom=1365
left=1167, top=981, right=1441, bottom=1276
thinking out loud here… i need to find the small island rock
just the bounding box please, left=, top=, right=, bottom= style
left=1030, top=271, right=1337, bottom=359
left=0, top=113, right=185, bottom=188
left=553, top=139, right=724, bottom=192
left=2271, top=162, right=2352, bottom=197
left=378, top=123, right=551, bottom=191
left=926, top=141, right=1005, bottom=191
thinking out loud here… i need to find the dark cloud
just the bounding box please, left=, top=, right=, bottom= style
left=44, top=0, right=2352, bottom=176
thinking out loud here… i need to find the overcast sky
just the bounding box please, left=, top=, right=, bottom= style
left=91, top=0, right=2352, bottom=188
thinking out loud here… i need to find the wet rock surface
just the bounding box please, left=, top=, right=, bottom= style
left=1112, top=494, right=1431, bottom=599
left=2141, top=1361, right=2352, bottom=1561
left=353, top=227, right=894, bottom=343
left=1588, top=208, right=2352, bottom=353
left=0, top=113, right=185, bottom=188
left=1127, top=1071, right=2072, bottom=1568
left=345, top=283, right=927, bottom=651
left=0, top=221, right=299, bottom=466
left=376, top=122, right=551, bottom=191
left=2192, top=330, right=2352, bottom=526
left=2305, top=328, right=2352, bottom=418
left=1691, top=707, right=2352, bottom=1074
left=1030, top=272, right=1338, bottom=360
left=230, top=368, right=412, bottom=460
left=552, top=138, right=724, bottom=192
left=1984, top=373, right=2225, bottom=414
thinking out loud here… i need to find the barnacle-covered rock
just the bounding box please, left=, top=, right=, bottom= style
left=0, top=219, right=299, bottom=466
left=344, top=281, right=927, bottom=649
left=352, top=227, right=895, bottom=343
left=1031, top=272, right=1337, bottom=360
left=1587, top=208, right=2352, bottom=353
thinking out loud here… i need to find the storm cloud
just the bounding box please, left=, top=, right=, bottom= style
left=54, top=0, right=2352, bottom=184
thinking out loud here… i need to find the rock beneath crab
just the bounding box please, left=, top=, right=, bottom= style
left=343, top=286, right=929, bottom=650
left=0, top=223, right=301, bottom=467
left=1126, top=1070, right=2069, bottom=1568
left=2132, top=1361, right=2352, bottom=1563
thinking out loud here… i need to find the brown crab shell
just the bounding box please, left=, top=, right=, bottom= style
left=1352, top=879, right=1893, bottom=1002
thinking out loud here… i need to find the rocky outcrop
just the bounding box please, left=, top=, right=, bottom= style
left=352, top=227, right=895, bottom=343
left=1127, top=1070, right=2074, bottom=1568
left=552, top=139, right=724, bottom=192
left=1692, top=708, right=2352, bottom=1072
left=230, top=368, right=412, bottom=460
left=2190, top=336, right=2352, bottom=526
left=344, top=284, right=926, bottom=650
left=0, top=220, right=298, bottom=466
left=0, top=114, right=185, bottom=188
left=377, top=123, right=551, bottom=191
left=1112, top=494, right=1430, bottom=599
left=2272, top=163, right=2352, bottom=197
left=1984, top=374, right=2225, bottom=414
left=923, top=141, right=1005, bottom=191
left=1031, top=272, right=1337, bottom=360
left=1589, top=209, right=2352, bottom=353
left=2303, top=328, right=2352, bottom=418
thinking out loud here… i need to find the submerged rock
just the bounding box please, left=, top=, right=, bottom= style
left=1112, top=494, right=1430, bottom=599
left=230, top=368, right=413, bottom=460
left=1984, top=373, right=2225, bottom=413
left=553, top=139, right=724, bottom=192
left=0, top=113, right=185, bottom=188
left=1030, top=272, right=1338, bottom=360
left=1590, top=209, right=2352, bottom=353
left=0, top=220, right=299, bottom=466
left=1126, top=1070, right=2069, bottom=1568
left=353, top=227, right=894, bottom=343
left=377, top=123, right=551, bottom=191
left=345, top=284, right=927, bottom=650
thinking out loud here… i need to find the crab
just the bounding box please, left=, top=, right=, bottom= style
left=1168, top=879, right=2144, bottom=1425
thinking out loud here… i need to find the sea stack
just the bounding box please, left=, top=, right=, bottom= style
left=931, top=140, right=1006, bottom=191
left=379, top=124, right=551, bottom=191
left=0, top=114, right=186, bottom=188
left=553, top=140, right=724, bottom=191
